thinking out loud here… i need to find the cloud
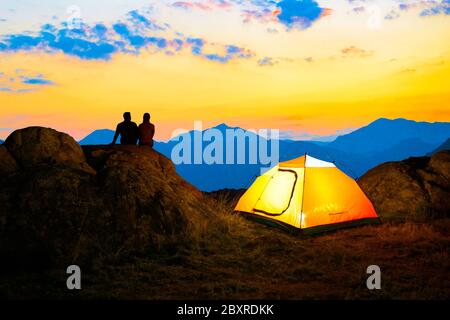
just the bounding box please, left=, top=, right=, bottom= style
left=0, top=70, right=55, bottom=93
left=128, top=10, right=165, bottom=31
left=21, top=76, right=54, bottom=86
left=341, top=46, right=374, bottom=58
left=276, top=0, right=329, bottom=29
left=258, top=56, right=277, bottom=66
left=420, top=0, right=450, bottom=16
left=0, top=88, right=35, bottom=93
left=391, top=1, right=449, bottom=17
left=0, top=23, right=119, bottom=60
left=0, top=9, right=253, bottom=64
left=241, top=0, right=330, bottom=30
left=352, top=6, right=365, bottom=14
left=172, top=1, right=233, bottom=11
left=257, top=55, right=301, bottom=66
left=185, top=39, right=254, bottom=63
left=385, top=9, right=400, bottom=20
left=399, top=3, right=414, bottom=11
left=242, top=7, right=279, bottom=24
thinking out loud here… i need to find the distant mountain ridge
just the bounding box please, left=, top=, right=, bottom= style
left=427, top=138, right=450, bottom=155
left=329, top=118, right=450, bottom=154
left=78, top=129, right=115, bottom=145
left=78, top=118, right=450, bottom=191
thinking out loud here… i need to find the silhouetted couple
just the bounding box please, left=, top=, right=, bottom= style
left=111, top=112, right=155, bottom=147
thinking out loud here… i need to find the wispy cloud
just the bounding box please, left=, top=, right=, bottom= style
left=258, top=56, right=277, bottom=66
left=172, top=0, right=233, bottom=11
left=420, top=0, right=450, bottom=16
left=349, top=0, right=450, bottom=20
left=21, top=76, right=54, bottom=86
left=341, top=46, right=374, bottom=58
left=0, top=9, right=253, bottom=63
left=0, top=69, right=55, bottom=93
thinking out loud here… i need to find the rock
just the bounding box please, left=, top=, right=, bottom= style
left=358, top=151, right=450, bottom=219
left=0, top=145, right=18, bottom=175
left=429, top=151, right=450, bottom=180
left=3, top=127, right=95, bottom=174
left=0, top=167, right=98, bottom=269
left=83, top=145, right=206, bottom=251
left=0, top=128, right=216, bottom=270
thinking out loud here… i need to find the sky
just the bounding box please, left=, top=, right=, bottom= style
left=0, top=0, right=449, bottom=141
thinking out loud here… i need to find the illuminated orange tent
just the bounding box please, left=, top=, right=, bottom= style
left=234, top=155, right=379, bottom=234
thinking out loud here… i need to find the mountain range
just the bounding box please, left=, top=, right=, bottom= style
left=428, top=138, right=450, bottom=156
left=78, top=118, right=450, bottom=191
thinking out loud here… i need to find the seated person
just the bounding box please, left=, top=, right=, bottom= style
left=138, top=113, right=155, bottom=147
left=111, top=112, right=139, bottom=145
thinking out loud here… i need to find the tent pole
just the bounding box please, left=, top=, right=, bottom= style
left=299, top=153, right=307, bottom=229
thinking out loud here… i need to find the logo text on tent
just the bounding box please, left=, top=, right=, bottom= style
left=170, top=121, right=279, bottom=170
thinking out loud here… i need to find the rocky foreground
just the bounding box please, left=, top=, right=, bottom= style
left=0, top=127, right=449, bottom=299
left=359, top=150, right=450, bottom=219
left=0, top=127, right=216, bottom=270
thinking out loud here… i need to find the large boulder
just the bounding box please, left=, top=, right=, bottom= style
left=0, top=167, right=98, bottom=269
left=83, top=145, right=207, bottom=251
left=0, top=145, right=18, bottom=175
left=0, top=127, right=216, bottom=270
left=358, top=151, right=450, bottom=219
left=3, top=127, right=94, bottom=174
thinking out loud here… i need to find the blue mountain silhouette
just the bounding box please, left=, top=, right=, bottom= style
left=79, top=129, right=115, bottom=145
left=329, top=118, right=450, bottom=154
left=78, top=119, right=450, bottom=191
left=427, top=138, right=450, bottom=155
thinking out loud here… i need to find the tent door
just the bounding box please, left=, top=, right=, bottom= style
left=253, top=169, right=297, bottom=216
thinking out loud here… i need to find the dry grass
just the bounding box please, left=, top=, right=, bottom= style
left=1, top=197, right=449, bottom=300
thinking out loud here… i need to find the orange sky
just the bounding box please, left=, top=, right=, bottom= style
left=0, top=0, right=449, bottom=141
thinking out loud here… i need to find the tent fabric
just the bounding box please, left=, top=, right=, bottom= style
left=234, top=155, right=379, bottom=232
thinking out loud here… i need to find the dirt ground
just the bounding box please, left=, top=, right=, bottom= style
left=1, top=209, right=448, bottom=300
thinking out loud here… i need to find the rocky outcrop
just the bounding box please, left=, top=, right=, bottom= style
left=429, top=151, right=450, bottom=180
left=3, top=127, right=95, bottom=174
left=0, top=127, right=215, bottom=270
left=0, top=145, right=18, bottom=175
left=358, top=151, right=450, bottom=218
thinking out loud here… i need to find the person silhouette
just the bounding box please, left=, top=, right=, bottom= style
left=138, top=113, right=155, bottom=147
left=111, top=112, right=139, bottom=145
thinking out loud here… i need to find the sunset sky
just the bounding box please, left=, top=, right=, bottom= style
left=0, top=0, right=449, bottom=141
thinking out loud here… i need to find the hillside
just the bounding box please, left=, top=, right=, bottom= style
left=0, top=126, right=449, bottom=299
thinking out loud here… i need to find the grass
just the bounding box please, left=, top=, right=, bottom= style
left=1, top=196, right=449, bottom=300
